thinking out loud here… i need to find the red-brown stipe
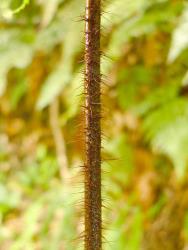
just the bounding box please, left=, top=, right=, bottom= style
left=84, top=0, right=102, bottom=249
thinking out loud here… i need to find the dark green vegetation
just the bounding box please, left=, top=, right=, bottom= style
left=0, top=0, right=188, bottom=249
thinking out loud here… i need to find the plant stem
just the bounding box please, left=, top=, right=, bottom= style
left=84, top=0, right=101, bottom=249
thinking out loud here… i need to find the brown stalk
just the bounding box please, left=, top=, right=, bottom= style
left=84, top=0, right=102, bottom=249
left=49, top=98, right=69, bottom=180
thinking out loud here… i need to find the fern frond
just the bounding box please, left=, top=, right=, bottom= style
left=141, top=97, right=188, bottom=178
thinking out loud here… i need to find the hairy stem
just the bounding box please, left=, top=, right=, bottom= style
left=84, top=0, right=102, bottom=249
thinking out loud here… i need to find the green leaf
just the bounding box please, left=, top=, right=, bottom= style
left=168, top=4, right=188, bottom=63
left=10, top=79, right=27, bottom=109
left=0, top=29, right=34, bottom=96
left=134, top=82, right=180, bottom=115
left=12, top=0, right=30, bottom=13
left=142, top=98, right=188, bottom=178
left=36, top=0, right=84, bottom=109
left=152, top=117, right=188, bottom=178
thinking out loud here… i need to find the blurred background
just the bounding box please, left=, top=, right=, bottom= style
left=0, top=0, right=188, bottom=249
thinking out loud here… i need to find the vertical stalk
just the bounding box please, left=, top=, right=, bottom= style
left=84, top=0, right=101, bottom=249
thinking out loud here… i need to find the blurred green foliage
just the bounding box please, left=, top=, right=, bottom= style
left=0, top=0, right=188, bottom=249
